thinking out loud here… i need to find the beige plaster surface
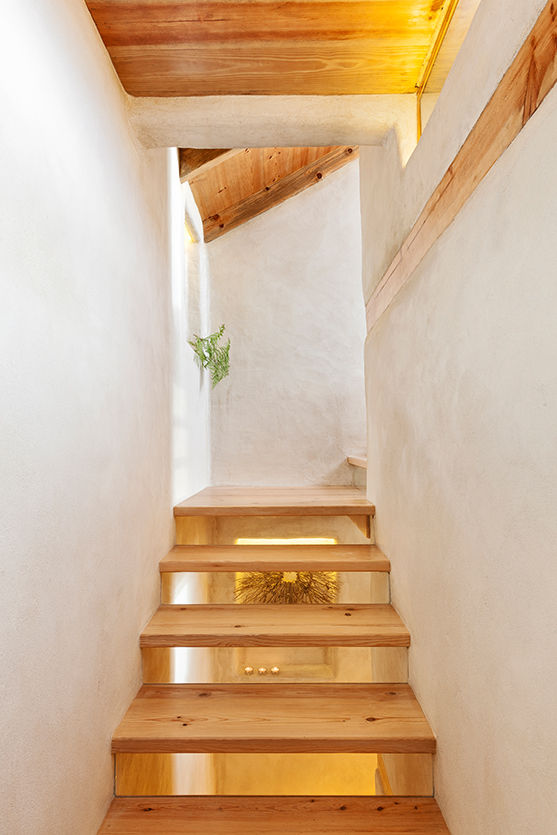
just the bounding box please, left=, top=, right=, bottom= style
left=128, top=94, right=416, bottom=153
left=360, top=0, right=549, bottom=301
left=207, top=163, right=367, bottom=486
left=1, top=1, right=208, bottom=831
left=361, top=11, right=557, bottom=829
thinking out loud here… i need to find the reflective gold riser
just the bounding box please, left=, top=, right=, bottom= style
left=115, top=752, right=433, bottom=797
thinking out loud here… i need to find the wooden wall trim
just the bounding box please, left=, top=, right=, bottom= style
left=366, top=0, right=557, bottom=333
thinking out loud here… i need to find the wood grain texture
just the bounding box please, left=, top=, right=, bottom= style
left=366, top=0, right=557, bottom=332
left=85, top=1, right=447, bottom=97
left=174, top=486, right=375, bottom=517
left=188, top=146, right=337, bottom=219
left=140, top=604, right=410, bottom=647
left=195, top=146, right=357, bottom=242
left=99, top=795, right=449, bottom=833
left=161, top=544, right=389, bottom=573
left=111, top=683, right=435, bottom=753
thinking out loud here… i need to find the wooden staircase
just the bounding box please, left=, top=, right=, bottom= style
left=100, top=487, right=448, bottom=833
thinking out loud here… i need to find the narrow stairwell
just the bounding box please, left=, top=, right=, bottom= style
left=100, top=487, right=448, bottom=833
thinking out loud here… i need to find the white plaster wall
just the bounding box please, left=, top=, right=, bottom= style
left=171, top=183, right=211, bottom=502
left=130, top=94, right=416, bottom=156
left=0, top=1, right=208, bottom=831
left=207, top=163, right=367, bottom=485
left=361, top=0, right=548, bottom=300
left=361, top=2, right=557, bottom=831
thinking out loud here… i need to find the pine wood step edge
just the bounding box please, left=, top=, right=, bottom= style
left=111, top=683, right=436, bottom=755
left=173, top=486, right=375, bottom=517
left=140, top=603, right=410, bottom=647
left=99, top=796, right=449, bottom=833
left=160, top=544, right=390, bottom=572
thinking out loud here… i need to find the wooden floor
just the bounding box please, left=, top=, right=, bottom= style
left=140, top=604, right=410, bottom=648
left=99, top=796, right=449, bottom=833
left=160, top=543, right=389, bottom=572
left=174, top=486, right=375, bottom=516
left=111, top=684, right=435, bottom=754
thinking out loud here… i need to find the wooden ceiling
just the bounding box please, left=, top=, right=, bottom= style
left=424, top=0, right=481, bottom=92
left=183, top=146, right=358, bottom=242
left=86, top=0, right=453, bottom=97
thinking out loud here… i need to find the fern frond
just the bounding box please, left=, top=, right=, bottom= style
left=188, top=325, right=230, bottom=387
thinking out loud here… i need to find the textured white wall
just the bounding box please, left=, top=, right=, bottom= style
left=171, top=184, right=211, bottom=503
left=130, top=94, right=416, bottom=156
left=361, top=0, right=548, bottom=300
left=0, top=1, right=208, bottom=832
left=207, top=163, right=367, bottom=486
left=360, top=1, right=557, bottom=832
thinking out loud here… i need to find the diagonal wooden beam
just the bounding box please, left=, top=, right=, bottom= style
left=366, top=0, right=557, bottom=332
left=201, top=146, right=358, bottom=242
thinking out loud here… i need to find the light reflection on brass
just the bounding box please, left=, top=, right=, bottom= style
left=115, top=753, right=406, bottom=796
left=142, top=646, right=408, bottom=684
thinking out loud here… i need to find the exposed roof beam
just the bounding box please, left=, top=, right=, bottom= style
left=200, top=146, right=358, bottom=242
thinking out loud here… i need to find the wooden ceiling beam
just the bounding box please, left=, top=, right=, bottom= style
left=200, top=146, right=358, bottom=243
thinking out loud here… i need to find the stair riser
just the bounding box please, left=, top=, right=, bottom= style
left=161, top=572, right=390, bottom=605
left=175, top=514, right=375, bottom=547
left=114, top=753, right=433, bottom=797
left=141, top=646, right=408, bottom=684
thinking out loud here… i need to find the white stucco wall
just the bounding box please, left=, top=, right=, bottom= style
left=0, top=1, right=208, bottom=832
left=207, top=162, right=367, bottom=486
left=360, top=1, right=557, bottom=832
left=130, top=94, right=416, bottom=160
left=361, top=0, right=548, bottom=299
left=171, top=184, right=212, bottom=502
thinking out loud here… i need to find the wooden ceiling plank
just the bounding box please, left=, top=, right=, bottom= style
left=179, top=148, right=236, bottom=181
left=87, top=2, right=441, bottom=47
left=188, top=146, right=338, bottom=222
left=104, top=42, right=429, bottom=96
left=85, top=0, right=447, bottom=97
left=200, top=146, right=358, bottom=242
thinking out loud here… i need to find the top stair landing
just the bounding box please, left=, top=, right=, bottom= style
left=174, top=486, right=375, bottom=517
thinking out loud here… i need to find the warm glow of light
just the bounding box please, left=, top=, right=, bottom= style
left=236, top=536, right=337, bottom=545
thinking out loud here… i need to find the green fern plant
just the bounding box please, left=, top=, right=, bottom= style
left=188, top=324, right=230, bottom=387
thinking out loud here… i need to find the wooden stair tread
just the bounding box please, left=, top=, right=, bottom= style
left=99, top=796, right=449, bottom=833
left=347, top=455, right=368, bottom=469
left=174, top=486, right=375, bottom=517
left=160, top=544, right=389, bottom=572
left=112, top=684, right=435, bottom=754
left=140, top=604, right=410, bottom=647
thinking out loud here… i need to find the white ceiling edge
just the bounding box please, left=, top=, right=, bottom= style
left=127, top=94, right=416, bottom=157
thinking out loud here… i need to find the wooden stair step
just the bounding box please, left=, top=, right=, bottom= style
left=112, top=684, right=435, bottom=754
left=174, top=486, right=375, bottom=517
left=140, top=604, right=410, bottom=648
left=99, top=796, right=449, bottom=833
left=160, top=544, right=389, bottom=572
